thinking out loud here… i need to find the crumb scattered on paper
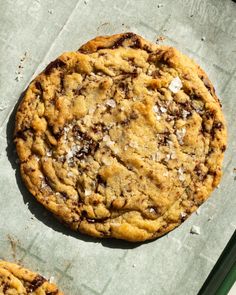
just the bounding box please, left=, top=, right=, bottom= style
left=48, top=9, right=54, bottom=14
left=190, top=225, right=201, bottom=235
left=15, top=52, right=27, bottom=82
left=201, top=37, right=206, bottom=41
left=196, top=208, right=201, bottom=215
left=0, top=103, right=8, bottom=112
left=156, top=35, right=165, bottom=43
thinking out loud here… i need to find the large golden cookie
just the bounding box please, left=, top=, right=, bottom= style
left=15, top=33, right=227, bottom=242
left=0, top=260, right=63, bottom=294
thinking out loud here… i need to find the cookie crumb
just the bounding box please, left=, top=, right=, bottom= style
left=157, top=4, right=163, bottom=8
left=169, top=76, right=182, bottom=93
left=190, top=225, right=201, bottom=235
left=201, top=37, right=206, bottom=41
left=48, top=9, right=54, bottom=14
left=0, top=103, right=8, bottom=111
left=196, top=207, right=201, bottom=215
left=49, top=276, right=55, bottom=283
left=156, top=35, right=165, bottom=43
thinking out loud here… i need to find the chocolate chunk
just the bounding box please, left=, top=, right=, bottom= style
left=3, top=283, right=10, bottom=292
left=221, top=145, right=226, bottom=152
left=200, top=75, right=216, bottom=97
left=111, top=32, right=136, bottom=49
left=44, top=59, right=66, bottom=75
left=46, top=291, right=59, bottom=295
left=27, top=275, right=46, bottom=292
left=35, top=81, right=43, bottom=92
left=72, top=125, right=99, bottom=160
left=47, top=125, right=62, bottom=140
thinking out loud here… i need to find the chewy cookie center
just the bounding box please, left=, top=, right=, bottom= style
left=38, top=50, right=209, bottom=221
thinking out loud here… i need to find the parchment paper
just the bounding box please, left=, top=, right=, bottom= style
left=0, top=0, right=235, bottom=294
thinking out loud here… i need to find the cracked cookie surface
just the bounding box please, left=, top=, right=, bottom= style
left=0, top=260, right=63, bottom=294
left=15, top=33, right=227, bottom=242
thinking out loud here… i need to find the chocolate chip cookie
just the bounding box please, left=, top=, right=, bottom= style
left=0, top=260, right=63, bottom=294
left=15, top=33, right=227, bottom=242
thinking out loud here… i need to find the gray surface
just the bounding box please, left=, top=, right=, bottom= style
left=0, top=0, right=236, bottom=294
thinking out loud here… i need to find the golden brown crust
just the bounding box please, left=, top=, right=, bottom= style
left=0, top=260, right=63, bottom=294
left=14, top=33, right=227, bottom=242
left=78, top=32, right=155, bottom=53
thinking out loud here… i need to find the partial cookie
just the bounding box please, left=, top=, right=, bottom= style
left=15, top=33, right=227, bottom=242
left=0, top=260, right=63, bottom=294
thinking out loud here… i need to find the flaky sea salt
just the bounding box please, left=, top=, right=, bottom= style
left=129, top=142, right=138, bottom=148
left=46, top=150, right=52, bottom=157
left=165, top=154, right=171, bottom=161
left=41, top=181, right=47, bottom=189
left=160, top=106, right=167, bottom=113
left=84, top=189, right=92, bottom=196
left=178, top=167, right=185, bottom=181
left=176, top=128, right=186, bottom=145
left=151, top=152, right=160, bottom=161
left=102, top=157, right=112, bottom=166
left=169, top=76, right=182, bottom=93
left=149, top=208, right=155, bottom=213
left=153, top=105, right=161, bottom=120
left=190, top=225, right=201, bottom=235
left=180, top=212, right=187, bottom=218
left=103, top=135, right=115, bottom=147
left=111, top=146, right=119, bottom=154
left=67, top=171, right=74, bottom=177
left=88, top=106, right=96, bottom=115
left=182, top=109, right=190, bottom=120
left=66, top=145, right=79, bottom=162
left=153, top=105, right=159, bottom=113
left=163, top=171, right=169, bottom=177
left=106, top=99, right=116, bottom=108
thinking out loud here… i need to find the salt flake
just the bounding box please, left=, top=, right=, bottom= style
left=176, top=128, right=186, bottom=145
left=160, top=106, right=167, bottom=113
left=169, top=77, right=182, bottom=93
left=180, top=212, right=187, bottom=218
left=84, top=189, right=92, bottom=196
left=153, top=105, right=159, bottom=113
left=106, top=99, right=116, bottom=108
